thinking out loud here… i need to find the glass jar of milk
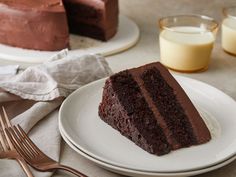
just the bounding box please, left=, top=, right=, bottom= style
left=222, top=6, right=236, bottom=56
left=159, top=15, right=218, bottom=72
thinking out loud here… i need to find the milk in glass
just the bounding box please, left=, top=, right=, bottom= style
left=222, top=18, right=236, bottom=55
left=160, top=26, right=215, bottom=72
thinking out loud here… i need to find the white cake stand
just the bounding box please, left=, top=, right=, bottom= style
left=0, top=15, right=140, bottom=64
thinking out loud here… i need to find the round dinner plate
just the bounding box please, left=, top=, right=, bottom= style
left=59, top=126, right=236, bottom=177
left=59, top=75, right=236, bottom=173
left=0, top=15, right=139, bottom=63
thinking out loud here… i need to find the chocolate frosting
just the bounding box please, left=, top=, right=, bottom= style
left=0, top=0, right=64, bottom=11
left=63, top=0, right=118, bottom=40
left=0, top=0, right=118, bottom=51
left=0, top=0, right=69, bottom=51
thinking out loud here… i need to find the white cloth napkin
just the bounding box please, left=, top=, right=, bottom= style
left=0, top=51, right=112, bottom=177
left=0, top=65, right=19, bottom=75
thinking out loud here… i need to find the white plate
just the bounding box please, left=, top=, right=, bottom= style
left=60, top=126, right=236, bottom=177
left=59, top=75, right=236, bottom=173
left=0, top=15, right=139, bottom=64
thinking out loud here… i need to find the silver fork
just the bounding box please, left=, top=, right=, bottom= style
left=6, top=124, right=88, bottom=177
left=0, top=107, right=34, bottom=177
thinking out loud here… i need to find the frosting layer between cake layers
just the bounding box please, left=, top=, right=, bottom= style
left=99, top=62, right=211, bottom=155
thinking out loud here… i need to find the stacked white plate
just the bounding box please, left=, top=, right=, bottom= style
left=59, top=75, right=236, bottom=177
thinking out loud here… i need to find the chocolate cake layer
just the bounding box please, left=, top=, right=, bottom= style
left=0, top=0, right=69, bottom=51
left=99, top=70, right=171, bottom=155
left=99, top=62, right=211, bottom=155
left=155, top=63, right=211, bottom=144
left=141, top=67, right=197, bottom=148
left=63, top=0, right=118, bottom=41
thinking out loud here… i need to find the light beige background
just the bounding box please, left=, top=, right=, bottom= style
left=1, top=0, right=236, bottom=177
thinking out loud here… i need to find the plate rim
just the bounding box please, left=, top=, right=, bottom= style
left=59, top=75, right=236, bottom=173
left=59, top=124, right=236, bottom=177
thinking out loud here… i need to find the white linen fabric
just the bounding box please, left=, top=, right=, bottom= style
left=0, top=51, right=112, bottom=177
left=0, top=65, right=19, bottom=75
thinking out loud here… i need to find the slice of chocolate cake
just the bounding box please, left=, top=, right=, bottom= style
left=63, top=0, right=119, bottom=41
left=98, top=62, right=211, bottom=155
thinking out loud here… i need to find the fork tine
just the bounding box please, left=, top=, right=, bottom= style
left=0, top=114, right=9, bottom=151
left=12, top=126, right=36, bottom=159
left=0, top=135, right=4, bottom=151
left=1, top=107, right=14, bottom=150
left=2, top=107, right=12, bottom=127
left=6, top=127, right=33, bottom=160
left=1, top=109, right=35, bottom=177
left=14, top=126, right=39, bottom=158
left=0, top=141, right=6, bottom=158
left=17, top=125, right=45, bottom=157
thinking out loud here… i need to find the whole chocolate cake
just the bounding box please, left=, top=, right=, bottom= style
left=98, top=62, right=211, bottom=155
left=0, top=0, right=69, bottom=51
left=0, top=0, right=118, bottom=51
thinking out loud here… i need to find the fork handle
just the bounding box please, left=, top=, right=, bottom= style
left=55, top=164, right=88, bottom=177
left=17, top=159, right=34, bottom=177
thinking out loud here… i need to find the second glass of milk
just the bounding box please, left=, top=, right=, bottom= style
left=222, top=6, right=236, bottom=56
left=159, top=15, right=218, bottom=72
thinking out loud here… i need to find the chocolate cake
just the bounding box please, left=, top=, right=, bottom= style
left=0, top=0, right=118, bottom=51
left=98, top=62, right=211, bottom=155
left=0, top=0, right=69, bottom=51
left=64, top=0, right=119, bottom=41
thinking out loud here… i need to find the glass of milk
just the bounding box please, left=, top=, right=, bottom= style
left=159, top=15, right=218, bottom=72
left=222, top=6, right=236, bottom=56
